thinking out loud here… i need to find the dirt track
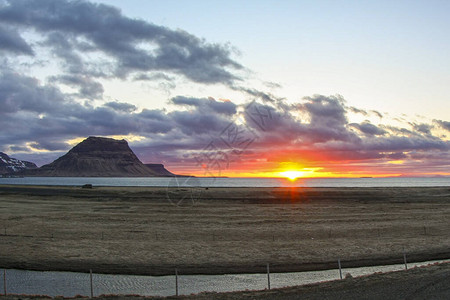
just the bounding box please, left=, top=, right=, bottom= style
left=0, top=185, right=449, bottom=276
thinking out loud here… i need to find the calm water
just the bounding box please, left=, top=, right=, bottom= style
left=1, top=260, right=447, bottom=297
left=0, top=176, right=449, bottom=187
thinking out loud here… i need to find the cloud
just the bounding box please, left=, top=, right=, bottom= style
left=1, top=82, right=449, bottom=176
left=0, top=69, right=67, bottom=114
left=171, top=96, right=237, bottom=115
left=410, top=122, right=433, bottom=135
left=133, top=73, right=174, bottom=82
left=42, top=32, right=85, bottom=74
left=29, top=140, right=69, bottom=151
left=0, top=0, right=449, bottom=176
left=349, top=121, right=387, bottom=136
left=169, top=110, right=231, bottom=136
left=168, top=97, right=237, bottom=136
left=232, top=85, right=282, bottom=103
left=263, top=81, right=282, bottom=89
left=370, top=110, right=383, bottom=119
left=434, top=119, right=450, bottom=131
left=231, top=95, right=450, bottom=175
left=0, top=69, right=173, bottom=151
left=104, top=101, right=137, bottom=113
left=0, top=25, right=33, bottom=55
left=0, top=0, right=242, bottom=85
left=301, top=95, right=348, bottom=126
left=294, top=94, right=358, bottom=143
left=348, top=106, right=368, bottom=116
left=52, top=74, right=104, bottom=99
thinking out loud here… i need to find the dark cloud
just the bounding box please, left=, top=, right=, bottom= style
left=43, top=32, right=84, bottom=74
left=370, top=110, right=383, bottom=119
left=301, top=95, right=347, bottom=126
left=135, top=109, right=173, bottom=134
left=9, top=145, right=29, bottom=152
left=410, top=122, right=433, bottom=135
left=0, top=70, right=67, bottom=114
left=1, top=83, right=449, bottom=176
left=29, top=140, right=69, bottom=151
left=0, top=0, right=448, bottom=175
left=0, top=0, right=242, bottom=85
left=295, top=94, right=358, bottom=143
left=167, top=97, right=238, bottom=136
left=384, top=125, right=413, bottom=136
left=169, top=110, right=231, bottom=136
left=139, top=108, right=168, bottom=121
left=53, top=74, right=104, bottom=99
left=243, top=101, right=289, bottom=135
left=232, top=85, right=282, bottom=103
left=386, top=152, right=407, bottom=160
left=348, top=106, right=368, bottom=116
left=349, top=121, right=387, bottom=136
left=171, top=96, right=237, bottom=115
left=262, top=81, right=282, bottom=89
left=104, top=101, right=137, bottom=113
left=236, top=95, right=449, bottom=172
left=0, top=69, right=173, bottom=152
left=133, top=73, right=174, bottom=82
left=434, top=119, right=450, bottom=131
left=360, top=136, right=448, bottom=152
left=0, top=25, right=33, bottom=55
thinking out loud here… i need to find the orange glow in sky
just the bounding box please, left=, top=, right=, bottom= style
left=178, top=159, right=429, bottom=179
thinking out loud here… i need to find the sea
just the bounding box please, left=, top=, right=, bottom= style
left=0, top=176, right=449, bottom=187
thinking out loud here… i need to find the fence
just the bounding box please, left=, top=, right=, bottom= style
left=1, top=254, right=441, bottom=298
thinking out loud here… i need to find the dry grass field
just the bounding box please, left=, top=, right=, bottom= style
left=0, top=185, right=449, bottom=276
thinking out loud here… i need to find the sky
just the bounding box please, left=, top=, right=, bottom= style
left=0, top=0, right=449, bottom=178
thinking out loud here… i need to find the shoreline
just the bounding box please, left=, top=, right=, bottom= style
left=1, top=175, right=450, bottom=190
left=1, top=252, right=450, bottom=276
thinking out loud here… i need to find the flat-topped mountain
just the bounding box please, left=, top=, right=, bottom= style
left=23, top=136, right=175, bottom=177
left=145, top=164, right=175, bottom=176
left=0, top=152, right=37, bottom=175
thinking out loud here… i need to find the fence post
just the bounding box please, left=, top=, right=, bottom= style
left=403, top=253, right=408, bottom=270
left=267, top=263, right=271, bottom=290
left=90, top=269, right=93, bottom=298
left=3, top=269, right=6, bottom=295
left=175, top=268, right=179, bottom=296
left=338, top=259, right=343, bottom=279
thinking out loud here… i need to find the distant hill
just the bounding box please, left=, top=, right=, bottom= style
left=0, top=152, right=37, bottom=175
left=145, top=164, right=175, bottom=176
left=22, top=136, right=176, bottom=177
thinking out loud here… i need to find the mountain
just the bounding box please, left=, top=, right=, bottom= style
left=22, top=136, right=176, bottom=177
left=0, top=152, right=37, bottom=175
left=145, top=164, right=175, bottom=176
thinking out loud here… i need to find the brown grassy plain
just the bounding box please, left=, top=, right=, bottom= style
left=0, top=185, right=449, bottom=276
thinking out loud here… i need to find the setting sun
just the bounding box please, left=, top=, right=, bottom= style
left=279, top=170, right=305, bottom=181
